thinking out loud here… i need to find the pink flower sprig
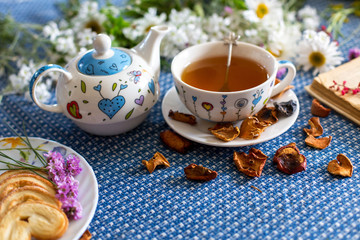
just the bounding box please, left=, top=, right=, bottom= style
left=329, top=80, right=360, bottom=95
left=45, top=151, right=83, bottom=220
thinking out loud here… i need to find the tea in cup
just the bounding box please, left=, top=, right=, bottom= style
left=171, top=41, right=296, bottom=122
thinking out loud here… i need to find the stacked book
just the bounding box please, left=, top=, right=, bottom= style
left=305, top=57, right=360, bottom=125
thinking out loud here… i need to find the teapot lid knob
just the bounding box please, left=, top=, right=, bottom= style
left=93, top=34, right=114, bottom=59
left=77, top=33, right=132, bottom=75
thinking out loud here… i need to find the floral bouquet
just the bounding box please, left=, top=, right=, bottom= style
left=0, top=0, right=359, bottom=102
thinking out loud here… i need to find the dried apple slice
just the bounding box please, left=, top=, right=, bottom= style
left=184, top=164, right=217, bottom=181
left=273, top=143, right=307, bottom=174
left=303, top=117, right=323, bottom=137
left=305, top=135, right=332, bottom=149
left=233, top=148, right=268, bottom=177
left=209, top=123, right=240, bottom=142
left=168, top=110, right=197, bottom=125
left=142, top=152, right=170, bottom=174
left=239, top=117, right=270, bottom=140
left=254, top=106, right=278, bottom=125
left=311, top=99, right=331, bottom=117
left=327, top=154, right=353, bottom=177
left=160, top=130, right=191, bottom=153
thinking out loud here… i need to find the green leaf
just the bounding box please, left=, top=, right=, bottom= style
left=19, top=150, right=30, bottom=162
left=81, top=80, right=86, bottom=93
left=125, top=108, right=134, bottom=119
left=112, top=83, right=117, bottom=91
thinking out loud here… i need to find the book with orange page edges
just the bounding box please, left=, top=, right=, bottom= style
left=305, top=57, right=360, bottom=125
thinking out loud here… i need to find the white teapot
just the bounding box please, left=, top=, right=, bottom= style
left=30, top=26, right=169, bottom=136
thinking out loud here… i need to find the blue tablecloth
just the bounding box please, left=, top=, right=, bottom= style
left=1, top=1, right=360, bottom=239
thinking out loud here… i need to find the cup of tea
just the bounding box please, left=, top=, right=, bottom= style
left=171, top=41, right=296, bottom=122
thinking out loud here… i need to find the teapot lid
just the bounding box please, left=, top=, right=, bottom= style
left=77, top=34, right=132, bottom=76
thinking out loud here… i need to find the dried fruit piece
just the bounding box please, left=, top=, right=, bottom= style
left=142, top=152, right=170, bottom=173
left=311, top=99, right=331, bottom=117
left=327, top=154, right=353, bottom=177
left=274, top=100, right=297, bottom=117
left=272, top=85, right=294, bottom=99
left=184, top=164, right=217, bottom=181
left=305, top=135, right=332, bottom=149
left=273, top=143, right=307, bottom=174
left=208, top=122, right=233, bottom=131
left=209, top=123, right=240, bottom=142
left=79, top=230, right=92, bottom=240
left=303, top=117, right=323, bottom=137
left=239, top=117, right=270, bottom=139
left=168, top=110, right=197, bottom=125
left=254, top=106, right=278, bottom=125
left=233, top=148, right=268, bottom=177
left=160, top=130, right=191, bottom=153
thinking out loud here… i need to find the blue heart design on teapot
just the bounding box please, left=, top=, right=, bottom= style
left=109, top=63, right=118, bottom=71
left=98, top=96, right=125, bottom=119
left=85, top=64, right=95, bottom=75
left=93, top=84, right=101, bottom=92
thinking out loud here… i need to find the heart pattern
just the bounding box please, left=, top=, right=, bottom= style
left=202, top=102, right=214, bottom=111
left=120, top=84, right=128, bottom=90
left=135, top=95, right=144, bottom=106
left=98, top=96, right=125, bottom=119
left=85, top=64, right=95, bottom=75
left=109, top=63, right=118, bottom=71
left=192, top=96, right=197, bottom=102
left=93, top=85, right=101, bottom=92
left=67, top=101, right=82, bottom=119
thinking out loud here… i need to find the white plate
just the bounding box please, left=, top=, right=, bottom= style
left=162, top=86, right=299, bottom=147
left=0, top=137, right=98, bottom=240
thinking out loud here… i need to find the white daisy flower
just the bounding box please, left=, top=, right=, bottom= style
left=123, top=8, right=166, bottom=41
left=72, top=1, right=106, bottom=34
left=267, top=24, right=301, bottom=60
left=245, top=0, right=283, bottom=22
left=297, top=30, right=344, bottom=75
left=298, top=5, right=320, bottom=30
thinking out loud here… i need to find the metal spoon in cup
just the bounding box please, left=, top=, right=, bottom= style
left=220, top=32, right=240, bottom=92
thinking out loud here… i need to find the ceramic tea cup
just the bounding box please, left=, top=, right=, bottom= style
left=171, top=41, right=296, bottom=122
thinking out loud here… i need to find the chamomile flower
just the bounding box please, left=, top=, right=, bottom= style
left=298, top=5, right=320, bottom=30
left=245, top=0, right=283, bottom=22
left=297, top=30, right=344, bottom=75
left=72, top=1, right=106, bottom=34
left=123, top=8, right=166, bottom=41
left=267, top=24, right=301, bottom=60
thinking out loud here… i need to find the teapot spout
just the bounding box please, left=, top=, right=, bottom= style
left=132, top=25, right=169, bottom=78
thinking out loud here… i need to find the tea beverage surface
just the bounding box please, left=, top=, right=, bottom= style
left=181, top=56, right=269, bottom=92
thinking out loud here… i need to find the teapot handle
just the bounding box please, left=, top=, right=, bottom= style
left=30, top=64, right=72, bottom=113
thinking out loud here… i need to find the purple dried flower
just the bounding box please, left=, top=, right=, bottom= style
left=276, top=67, right=287, bottom=79
left=66, top=154, right=82, bottom=176
left=348, top=47, right=360, bottom=61
left=62, top=199, right=83, bottom=220
left=45, top=151, right=83, bottom=220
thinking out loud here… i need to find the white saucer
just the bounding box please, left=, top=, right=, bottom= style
left=162, top=86, right=300, bottom=147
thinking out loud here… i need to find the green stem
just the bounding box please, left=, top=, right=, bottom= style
left=0, top=152, right=42, bottom=168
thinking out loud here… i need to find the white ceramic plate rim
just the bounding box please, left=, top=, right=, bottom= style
left=162, top=86, right=299, bottom=147
left=0, top=137, right=98, bottom=240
